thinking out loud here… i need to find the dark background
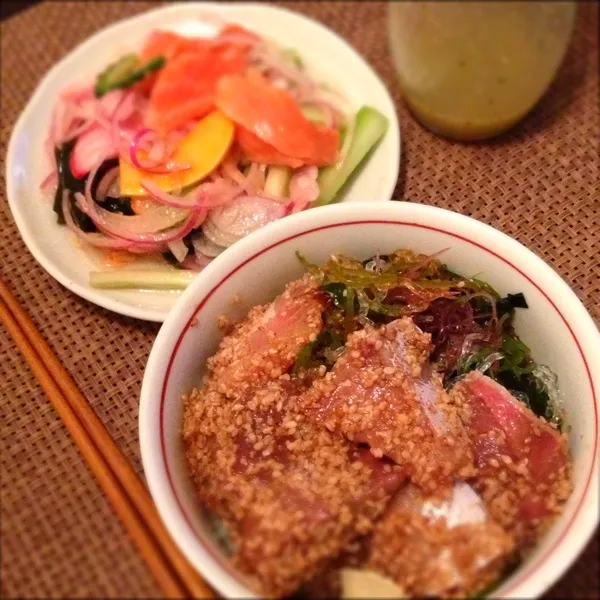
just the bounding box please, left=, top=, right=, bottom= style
left=2, top=0, right=41, bottom=21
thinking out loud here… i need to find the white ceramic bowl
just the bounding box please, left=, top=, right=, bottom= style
left=6, top=2, right=400, bottom=323
left=140, top=202, right=599, bottom=599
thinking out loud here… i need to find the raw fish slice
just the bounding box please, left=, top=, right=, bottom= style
left=137, top=26, right=258, bottom=96
left=183, top=378, right=404, bottom=597
left=206, top=275, right=325, bottom=396
left=450, top=372, right=572, bottom=542
left=146, top=46, right=248, bottom=134
left=215, top=72, right=340, bottom=166
left=140, top=30, right=212, bottom=62
left=236, top=127, right=304, bottom=168
left=300, top=318, right=474, bottom=491
left=367, top=482, right=515, bottom=598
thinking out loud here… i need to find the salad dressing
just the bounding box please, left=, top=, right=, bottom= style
left=388, top=2, right=576, bottom=140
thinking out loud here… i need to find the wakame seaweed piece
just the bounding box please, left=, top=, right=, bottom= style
left=53, top=140, right=85, bottom=223
left=57, top=140, right=86, bottom=192
left=292, top=330, right=344, bottom=374
left=102, top=197, right=134, bottom=215
left=321, top=282, right=347, bottom=307
left=94, top=54, right=166, bottom=97
left=102, top=197, right=135, bottom=215
left=70, top=195, right=97, bottom=232
left=90, top=158, right=119, bottom=197
left=497, top=292, right=528, bottom=317
left=495, top=370, right=553, bottom=421
left=497, top=334, right=535, bottom=377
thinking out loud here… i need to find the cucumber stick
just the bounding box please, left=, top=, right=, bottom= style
left=95, top=54, right=165, bottom=98
left=264, top=166, right=292, bottom=198
left=316, top=106, right=389, bottom=206
left=90, top=269, right=195, bottom=290
left=301, top=105, right=328, bottom=125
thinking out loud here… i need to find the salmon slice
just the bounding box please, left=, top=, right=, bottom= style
left=236, top=127, right=304, bottom=168
left=146, top=45, right=249, bottom=134
left=300, top=318, right=474, bottom=492
left=219, top=23, right=262, bottom=45
left=135, top=31, right=211, bottom=97
left=141, top=25, right=259, bottom=63
left=206, top=275, right=325, bottom=397
left=215, top=72, right=340, bottom=166
left=449, top=372, right=572, bottom=543
left=367, top=482, right=515, bottom=598
left=140, top=30, right=210, bottom=62
left=183, top=377, right=404, bottom=598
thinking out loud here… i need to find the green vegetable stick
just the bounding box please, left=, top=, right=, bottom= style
left=316, top=106, right=389, bottom=206
left=95, top=54, right=165, bottom=98
left=301, top=105, right=328, bottom=125
left=264, top=166, right=292, bottom=198
left=90, top=269, right=195, bottom=290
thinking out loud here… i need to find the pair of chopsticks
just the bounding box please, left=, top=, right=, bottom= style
left=0, top=278, right=214, bottom=599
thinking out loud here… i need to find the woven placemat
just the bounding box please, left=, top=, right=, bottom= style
left=1, top=1, right=598, bottom=598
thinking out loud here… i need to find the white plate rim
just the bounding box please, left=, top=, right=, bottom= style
left=5, top=1, right=401, bottom=323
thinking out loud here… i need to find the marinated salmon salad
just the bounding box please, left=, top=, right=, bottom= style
left=182, top=249, right=572, bottom=599
left=41, top=20, right=388, bottom=290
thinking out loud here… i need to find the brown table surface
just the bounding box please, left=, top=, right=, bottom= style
left=1, top=1, right=598, bottom=598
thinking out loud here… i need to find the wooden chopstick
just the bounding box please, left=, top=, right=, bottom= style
left=0, top=280, right=214, bottom=599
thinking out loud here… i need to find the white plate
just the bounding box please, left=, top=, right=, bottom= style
left=6, top=2, right=400, bottom=322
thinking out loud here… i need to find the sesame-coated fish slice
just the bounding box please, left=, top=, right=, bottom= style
left=206, top=275, right=325, bottom=397
left=300, top=318, right=474, bottom=491
left=183, top=379, right=404, bottom=597
left=366, top=482, right=515, bottom=598
left=449, top=372, right=572, bottom=544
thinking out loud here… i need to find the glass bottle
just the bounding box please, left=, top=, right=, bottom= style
left=388, top=1, right=576, bottom=141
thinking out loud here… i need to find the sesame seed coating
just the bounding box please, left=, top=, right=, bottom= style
left=449, top=372, right=572, bottom=545
left=182, top=276, right=404, bottom=597
left=367, top=483, right=515, bottom=598
left=299, top=318, right=474, bottom=492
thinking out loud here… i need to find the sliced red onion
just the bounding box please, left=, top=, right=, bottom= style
left=220, top=158, right=263, bottom=196
left=110, top=91, right=137, bottom=152
left=70, top=125, right=117, bottom=179
left=251, top=42, right=314, bottom=94
left=191, top=231, right=226, bottom=258
left=40, top=171, right=58, bottom=193
left=98, top=90, right=127, bottom=119
left=61, top=84, right=94, bottom=105
left=124, top=128, right=191, bottom=174
left=140, top=181, right=199, bottom=209
left=77, top=191, right=202, bottom=244
left=221, top=157, right=247, bottom=186
left=80, top=190, right=190, bottom=234
left=167, top=239, right=189, bottom=263
left=193, top=179, right=242, bottom=208
left=141, top=179, right=240, bottom=210
left=201, top=218, right=240, bottom=248
left=180, top=254, right=208, bottom=271
left=288, top=166, right=319, bottom=213
left=61, top=118, right=96, bottom=144
left=62, top=191, right=159, bottom=251
left=95, top=166, right=120, bottom=202
left=204, top=195, right=286, bottom=247
left=299, top=85, right=349, bottom=113
left=130, top=128, right=161, bottom=168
